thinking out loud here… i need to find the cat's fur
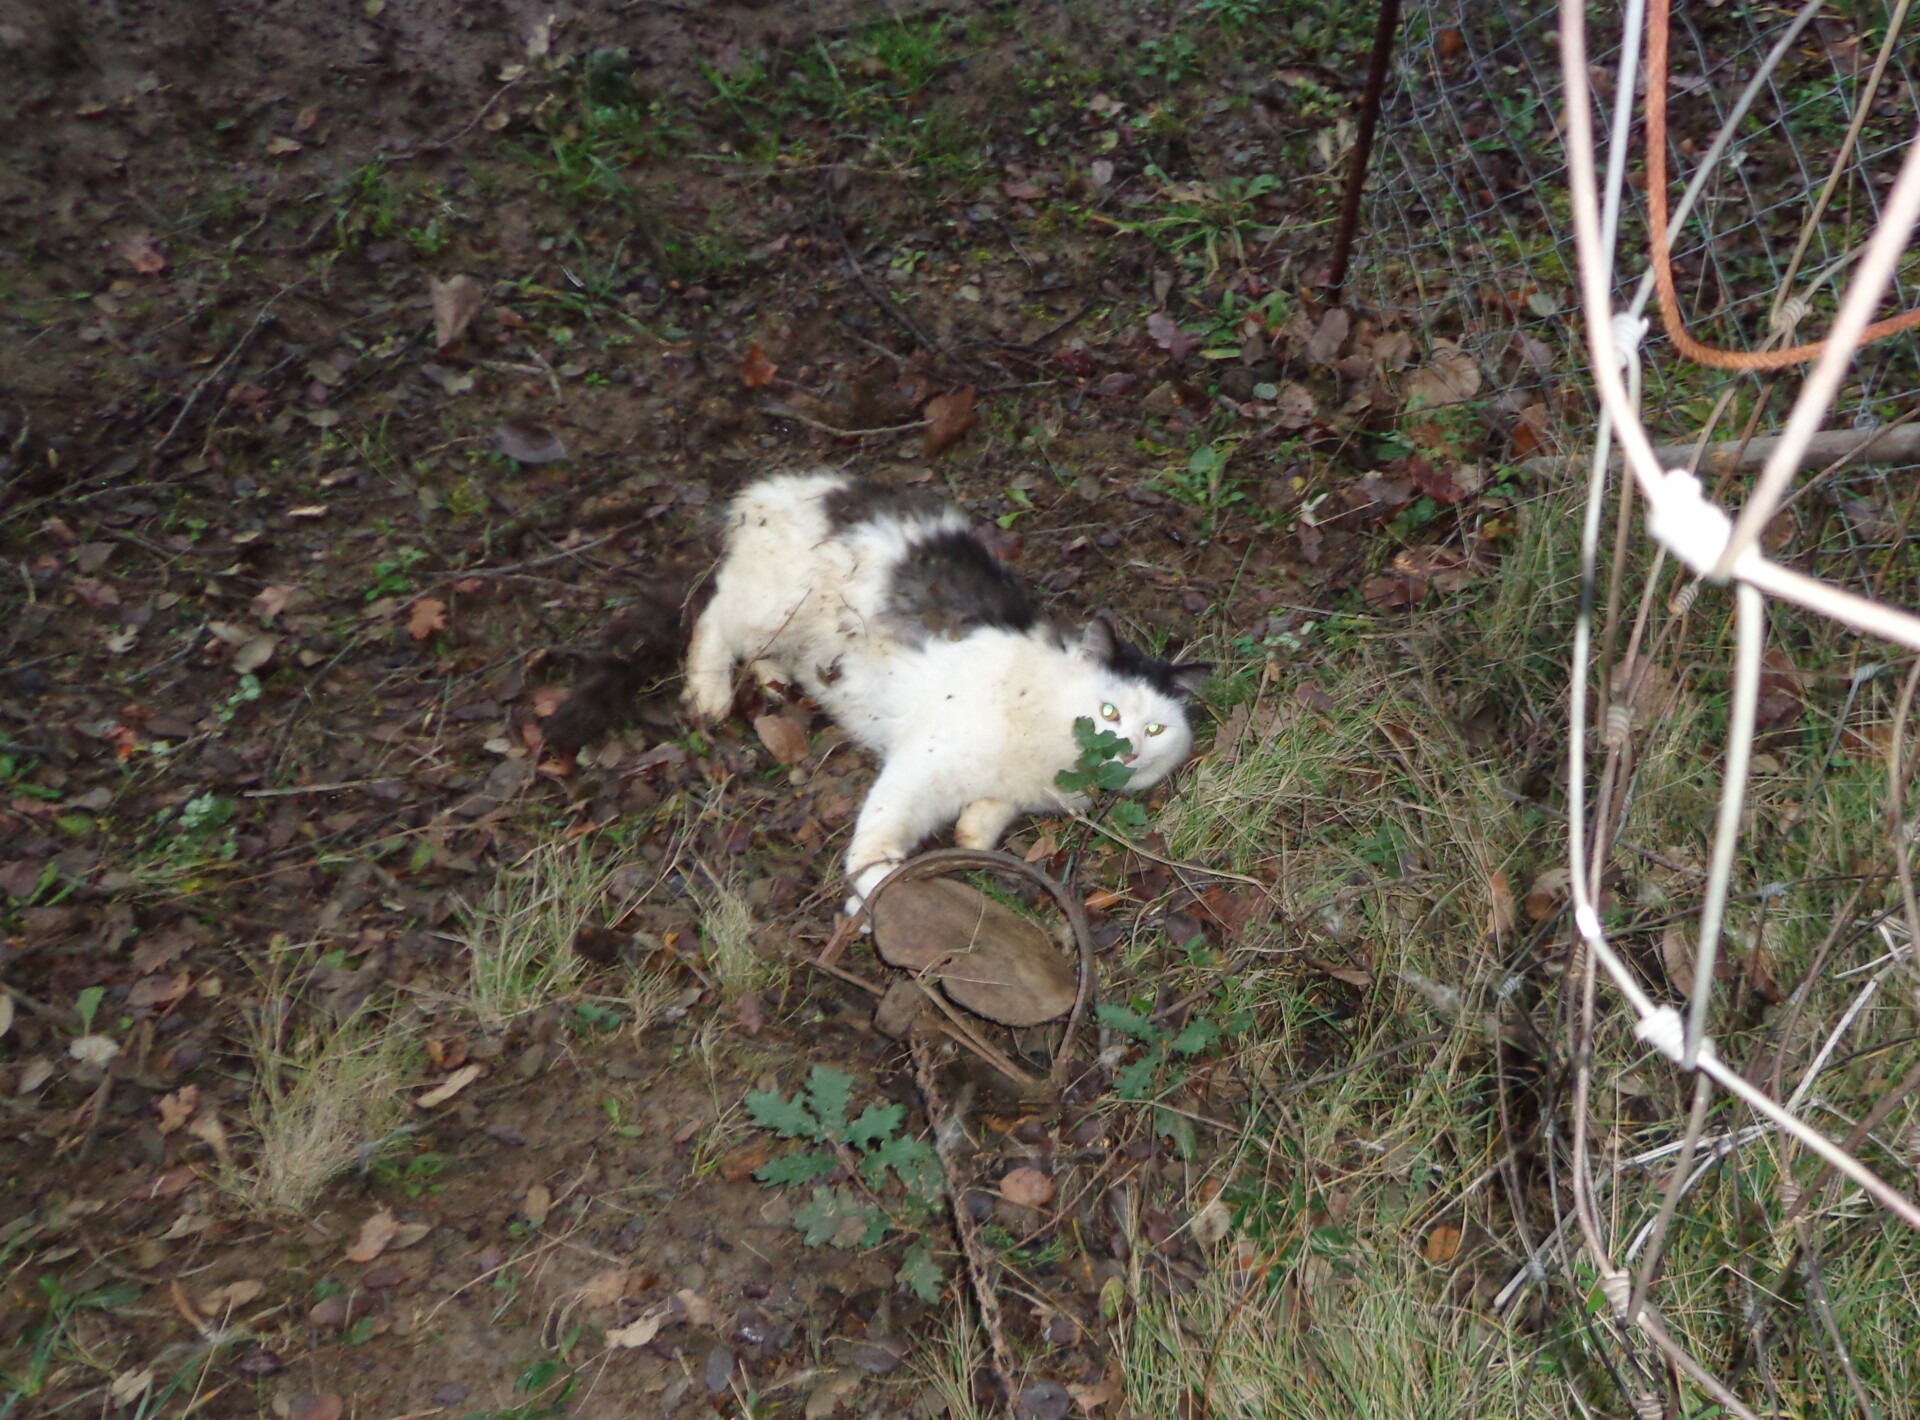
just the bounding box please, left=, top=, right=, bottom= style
left=685, top=469, right=1206, bottom=903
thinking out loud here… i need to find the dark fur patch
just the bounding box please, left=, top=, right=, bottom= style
left=822, top=478, right=946, bottom=531
left=1099, top=623, right=1210, bottom=700
left=885, top=529, right=1039, bottom=640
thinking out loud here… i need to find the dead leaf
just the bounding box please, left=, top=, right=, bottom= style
left=577, top=1267, right=630, bottom=1309
left=430, top=275, right=486, bottom=350
left=740, top=342, right=778, bottom=388
left=923, top=385, right=978, bottom=458
left=1000, top=1166, right=1055, bottom=1208
left=1487, top=871, right=1516, bottom=938
left=1024, top=834, right=1059, bottom=864
left=415, top=1062, right=483, bottom=1109
left=675, top=1287, right=719, bottom=1327
left=1408, top=457, right=1473, bottom=506
left=1146, top=311, right=1199, bottom=362
left=286, top=1394, right=345, bottom=1420
left=200, top=1278, right=265, bottom=1314
left=753, top=713, right=811, bottom=764
left=266, top=135, right=303, bottom=156
left=606, top=1302, right=672, bottom=1349
left=129, top=972, right=193, bottom=1011
left=718, top=1140, right=773, bottom=1182
left=69, top=1034, right=120, bottom=1066
left=1421, top=1224, right=1462, bottom=1264
left=344, top=1209, right=400, bottom=1264
left=109, top=1369, right=155, bottom=1405
left=407, top=597, right=449, bottom=642
left=232, top=635, right=277, bottom=674
left=0, top=994, right=12, bottom=1042
left=294, top=103, right=322, bottom=132
left=118, top=232, right=167, bottom=275
left=70, top=577, right=121, bottom=610
left=1305, top=307, right=1350, bottom=365
left=252, top=584, right=298, bottom=624
left=1523, top=866, right=1572, bottom=922
left=1405, top=346, right=1482, bottom=408
left=1067, top=1369, right=1123, bottom=1416
left=1661, top=924, right=1695, bottom=996
left=496, top=420, right=568, bottom=465
left=522, top=1181, right=552, bottom=1227
left=156, top=1085, right=199, bottom=1134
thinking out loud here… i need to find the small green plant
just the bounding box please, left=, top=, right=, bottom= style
left=1057, top=716, right=1149, bottom=833
left=216, top=674, right=263, bottom=724
left=369, top=1147, right=449, bottom=1198
left=364, top=547, right=428, bottom=600
left=1097, top=1000, right=1251, bottom=1157
left=744, top=1065, right=945, bottom=1302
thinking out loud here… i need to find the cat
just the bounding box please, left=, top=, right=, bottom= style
left=684, top=469, right=1207, bottom=906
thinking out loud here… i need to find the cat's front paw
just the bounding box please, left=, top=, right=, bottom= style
left=844, top=858, right=901, bottom=918
left=682, top=676, right=733, bottom=724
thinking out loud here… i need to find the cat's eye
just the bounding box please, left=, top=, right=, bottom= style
left=1145, top=722, right=1166, bottom=737
left=1100, top=702, right=1119, bottom=722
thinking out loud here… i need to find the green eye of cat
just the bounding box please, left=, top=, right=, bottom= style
left=1100, top=702, right=1119, bottom=722
left=1145, top=722, right=1165, bottom=737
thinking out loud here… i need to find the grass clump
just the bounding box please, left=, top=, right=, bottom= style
left=233, top=954, right=409, bottom=1216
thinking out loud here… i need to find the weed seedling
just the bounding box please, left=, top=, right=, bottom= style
left=745, top=1065, right=945, bottom=1301
left=1057, top=716, right=1148, bottom=833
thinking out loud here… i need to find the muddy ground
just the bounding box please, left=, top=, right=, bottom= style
left=0, top=1, right=1526, bottom=1415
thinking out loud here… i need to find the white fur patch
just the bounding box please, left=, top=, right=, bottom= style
left=686, top=470, right=1196, bottom=905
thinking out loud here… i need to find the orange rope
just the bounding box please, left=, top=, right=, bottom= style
left=1645, top=0, right=1920, bottom=371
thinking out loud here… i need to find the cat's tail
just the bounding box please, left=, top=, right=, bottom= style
left=541, top=559, right=715, bottom=757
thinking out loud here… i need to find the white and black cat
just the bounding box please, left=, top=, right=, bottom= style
left=684, top=470, right=1207, bottom=905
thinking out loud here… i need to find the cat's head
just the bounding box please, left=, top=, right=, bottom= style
left=1070, top=616, right=1210, bottom=789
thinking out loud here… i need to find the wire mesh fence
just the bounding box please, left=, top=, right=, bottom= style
left=1359, top=0, right=1920, bottom=1411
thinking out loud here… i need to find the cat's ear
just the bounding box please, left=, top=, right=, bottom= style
left=1170, top=662, right=1213, bottom=697
left=1074, top=614, right=1118, bottom=664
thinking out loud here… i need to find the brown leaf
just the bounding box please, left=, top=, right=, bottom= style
left=1000, top=1166, right=1055, bottom=1208
left=732, top=990, right=767, bottom=1035
left=923, top=385, right=978, bottom=458
left=70, top=577, right=121, bottom=610
left=251, top=584, right=298, bottom=625
left=1660, top=924, right=1695, bottom=996
left=232, top=634, right=277, bottom=673
left=156, top=1085, right=199, bottom=1134
left=430, top=274, right=486, bottom=350
left=1487, top=871, right=1516, bottom=939
left=1405, top=346, right=1482, bottom=409
left=1308, top=956, right=1373, bottom=990
left=1305, top=307, right=1350, bottom=365
left=753, top=713, right=811, bottom=764
left=1407, top=457, right=1470, bottom=506
left=265, top=135, right=303, bottom=156
left=128, top=972, right=192, bottom=1011
left=415, top=1062, right=483, bottom=1109
left=118, top=232, right=168, bottom=275
left=606, top=1302, right=672, bottom=1349
left=496, top=420, right=568, bottom=465
left=406, top=596, right=449, bottom=642
left=1421, top=1224, right=1462, bottom=1264
left=576, top=1267, right=630, bottom=1310
left=344, top=1209, right=400, bottom=1264
left=719, top=1140, right=773, bottom=1182
left=740, top=341, right=778, bottom=388
left=294, top=103, right=323, bottom=132
left=1523, top=866, right=1571, bottom=922
left=1146, top=311, right=1199, bottom=362
left=522, top=1181, right=552, bottom=1227
left=286, top=1394, right=345, bottom=1420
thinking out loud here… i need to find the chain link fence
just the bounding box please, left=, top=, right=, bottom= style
left=1357, top=1, right=1920, bottom=1411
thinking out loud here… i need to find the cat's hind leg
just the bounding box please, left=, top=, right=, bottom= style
left=953, top=797, right=1019, bottom=852
left=684, top=603, right=742, bottom=721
